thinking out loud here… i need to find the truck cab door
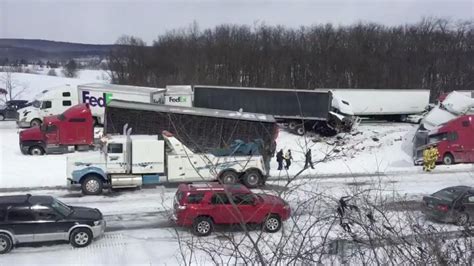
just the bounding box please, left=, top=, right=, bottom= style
left=106, top=143, right=126, bottom=173
left=447, top=132, right=467, bottom=162
left=40, top=100, right=54, bottom=117
left=44, top=125, right=59, bottom=145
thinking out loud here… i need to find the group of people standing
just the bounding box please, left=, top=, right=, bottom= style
left=276, top=149, right=314, bottom=170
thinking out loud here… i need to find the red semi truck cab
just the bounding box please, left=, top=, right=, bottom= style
left=427, top=115, right=474, bottom=165
left=19, top=104, right=94, bottom=155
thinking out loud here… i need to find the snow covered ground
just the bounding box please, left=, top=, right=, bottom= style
left=0, top=69, right=110, bottom=102
left=1, top=71, right=473, bottom=264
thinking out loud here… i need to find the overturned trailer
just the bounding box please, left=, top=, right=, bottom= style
left=104, top=100, right=278, bottom=169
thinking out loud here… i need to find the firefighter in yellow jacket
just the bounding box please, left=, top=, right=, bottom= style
left=423, top=145, right=439, bottom=172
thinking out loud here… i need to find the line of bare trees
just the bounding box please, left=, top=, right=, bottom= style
left=108, top=18, right=474, bottom=100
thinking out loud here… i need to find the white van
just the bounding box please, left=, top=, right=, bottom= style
left=17, top=83, right=165, bottom=127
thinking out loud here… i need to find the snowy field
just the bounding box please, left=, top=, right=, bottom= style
left=0, top=69, right=110, bottom=102
left=0, top=71, right=473, bottom=264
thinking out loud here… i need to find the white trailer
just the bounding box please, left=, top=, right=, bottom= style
left=66, top=129, right=267, bottom=195
left=17, top=83, right=165, bottom=127
left=314, top=89, right=430, bottom=121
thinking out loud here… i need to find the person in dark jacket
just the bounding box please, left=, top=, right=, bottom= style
left=304, top=149, right=314, bottom=169
left=276, top=149, right=284, bottom=170
left=284, top=149, right=293, bottom=170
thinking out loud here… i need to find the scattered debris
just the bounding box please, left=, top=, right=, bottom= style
left=372, top=137, right=380, bottom=142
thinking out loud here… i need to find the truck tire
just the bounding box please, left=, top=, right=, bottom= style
left=192, top=216, right=214, bottom=236
left=81, top=175, right=104, bottom=195
left=69, top=228, right=93, bottom=248
left=0, top=233, right=13, bottom=254
left=219, top=171, right=238, bottom=184
left=443, top=153, right=454, bottom=165
left=295, top=125, right=305, bottom=136
left=30, top=119, right=42, bottom=127
left=0, top=114, right=5, bottom=121
left=29, top=146, right=44, bottom=155
left=288, top=121, right=298, bottom=130
left=242, top=170, right=262, bottom=188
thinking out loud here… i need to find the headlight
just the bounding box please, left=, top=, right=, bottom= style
left=94, top=220, right=102, bottom=226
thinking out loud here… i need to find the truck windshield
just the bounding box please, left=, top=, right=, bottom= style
left=31, top=100, right=41, bottom=108
left=428, top=133, right=447, bottom=144
left=51, top=199, right=72, bottom=217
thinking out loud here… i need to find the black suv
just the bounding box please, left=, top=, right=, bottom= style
left=0, top=100, right=29, bottom=121
left=0, top=194, right=105, bottom=254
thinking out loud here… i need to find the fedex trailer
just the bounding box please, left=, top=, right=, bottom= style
left=17, top=83, right=165, bottom=127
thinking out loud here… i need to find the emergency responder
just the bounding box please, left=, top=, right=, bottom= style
left=423, top=145, right=439, bottom=172
left=428, top=145, right=439, bottom=171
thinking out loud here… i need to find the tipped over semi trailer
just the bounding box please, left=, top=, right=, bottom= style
left=314, top=88, right=430, bottom=121
left=104, top=99, right=278, bottom=169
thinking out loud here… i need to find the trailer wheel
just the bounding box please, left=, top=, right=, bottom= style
left=219, top=171, right=238, bottom=184
left=288, top=121, right=299, bottom=130
left=242, top=170, right=261, bottom=188
left=295, top=125, right=305, bottom=136
left=81, top=175, right=103, bottom=195
left=29, top=146, right=44, bottom=155
left=443, top=153, right=454, bottom=165
left=30, top=119, right=42, bottom=127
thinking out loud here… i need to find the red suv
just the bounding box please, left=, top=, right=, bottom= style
left=172, top=183, right=291, bottom=236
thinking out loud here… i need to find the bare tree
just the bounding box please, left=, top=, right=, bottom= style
left=108, top=18, right=474, bottom=100
left=0, top=66, right=28, bottom=103
left=62, top=59, right=78, bottom=78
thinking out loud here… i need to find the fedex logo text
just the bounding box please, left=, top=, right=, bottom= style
left=82, top=91, right=113, bottom=107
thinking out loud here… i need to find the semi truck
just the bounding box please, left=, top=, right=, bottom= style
left=413, top=91, right=474, bottom=163
left=19, top=104, right=95, bottom=155
left=67, top=128, right=268, bottom=195
left=17, top=83, right=165, bottom=128
left=104, top=99, right=278, bottom=169
left=314, top=88, right=430, bottom=121
left=168, top=85, right=354, bottom=136
left=413, top=115, right=474, bottom=165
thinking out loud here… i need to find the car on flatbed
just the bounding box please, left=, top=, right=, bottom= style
left=422, top=186, right=474, bottom=226
left=0, top=194, right=106, bottom=254
left=172, top=183, right=291, bottom=236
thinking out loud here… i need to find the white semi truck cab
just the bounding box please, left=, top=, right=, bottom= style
left=67, top=129, right=267, bottom=195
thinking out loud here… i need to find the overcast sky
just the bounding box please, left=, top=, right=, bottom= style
left=0, top=0, right=472, bottom=44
